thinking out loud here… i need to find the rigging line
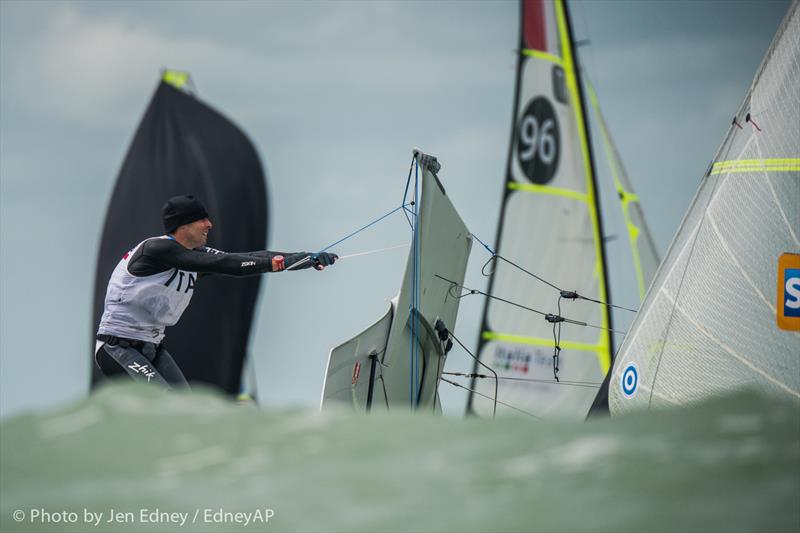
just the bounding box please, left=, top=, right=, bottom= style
left=285, top=202, right=411, bottom=271
left=318, top=203, right=411, bottom=254
left=469, top=232, right=638, bottom=313
left=496, top=255, right=562, bottom=292
left=447, top=327, right=498, bottom=418
left=336, top=244, right=409, bottom=261
left=468, top=231, right=558, bottom=290
left=440, top=378, right=541, bottom=420
left=378, top=362, right=390, bottom=410
left=401, top=152, right=418, bottom=230
left=552, top=295, right=563, bottom=382
left=572, top=294, right=638, bottom=314
left=436, top=274, right=547, bottom=317
left=443, top=372, right=601, bottom=389
left=401, top=153, right=416, bottom=208
left=434, top=274, right=626, bottom=334
left=402, top=209, right=414, bottom=230
left=469, top=232, right=496, bottom=255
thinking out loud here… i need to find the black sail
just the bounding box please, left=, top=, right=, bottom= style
left=91, top=78, right=268, bottom=395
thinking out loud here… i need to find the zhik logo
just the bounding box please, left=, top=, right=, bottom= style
left=127, top=362, right=156, bottom=382
left=777, top=253, right=800, bottom=331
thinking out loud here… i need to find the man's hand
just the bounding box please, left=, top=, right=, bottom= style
left=311, top=252, right=338, bottom=270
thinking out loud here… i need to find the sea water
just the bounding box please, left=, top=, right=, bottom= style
left=1, top=383, right=798, bottom=532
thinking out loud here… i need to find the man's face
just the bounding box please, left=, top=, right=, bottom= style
left=180, top=217, right=213, bottom=248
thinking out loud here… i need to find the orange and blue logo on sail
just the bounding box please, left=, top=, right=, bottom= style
left=777, top=253, right=800, bottom=331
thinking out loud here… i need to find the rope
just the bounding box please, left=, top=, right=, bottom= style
left=443, top=372, right=601, bottom=389
left=440, top=378, right=541, bottom=420
left=447, top=328, right=498, bottom=418
left=469, top=232, right=638, bottom=313
left=285, top=202, right=411, bottom=271
left=434, top=274, right=626, bottom=334
left=552, top=295, right=563, bottom=381
left=469, top=232, right=496, bottom=255
left=402, top=156, right=416, bottom=229
left=336, top=244, right=408, bottom=261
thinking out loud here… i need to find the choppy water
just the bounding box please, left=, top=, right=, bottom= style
left=1, top=383, right=798, bottom=532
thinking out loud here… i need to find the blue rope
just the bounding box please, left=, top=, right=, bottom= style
left=314, top=203, right=410, bottom=256
left=469, top=232, right=496, bottom=255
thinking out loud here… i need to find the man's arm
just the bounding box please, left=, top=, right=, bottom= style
left=205, top=247, right=337, bottom=271
left=130, top=239, right=275, bottom=277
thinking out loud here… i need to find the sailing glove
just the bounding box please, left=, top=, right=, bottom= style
left=283, top=252, right=338, bottom=271
left=311, top=252, right=338, bottom=270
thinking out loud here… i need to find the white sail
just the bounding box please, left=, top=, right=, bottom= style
left=321, top=152, right=472, bottom=411
left=586, top=80, right=661, bottom=302
left=468, top=0, right=613, bottom=420
left=609, top=1, right=800, bottom=413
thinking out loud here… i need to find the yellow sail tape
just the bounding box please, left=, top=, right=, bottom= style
left=482, top=331, right=610, bottom=373
left=555, top=0, right=611, bottom=372
left=162, top=70, right=190, bottom=90
left=507, top=182, right=589, bottom=203
left=585, top=80, right=648, bottom=300
left=522, top=48, right=564, bottom=67
left=711, top=158, right=800, bottom=175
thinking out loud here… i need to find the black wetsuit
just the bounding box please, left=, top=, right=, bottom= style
left=95, top=237, right=310, bottom=387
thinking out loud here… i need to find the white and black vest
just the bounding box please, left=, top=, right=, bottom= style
left=98, top=236, right=197, bottom=344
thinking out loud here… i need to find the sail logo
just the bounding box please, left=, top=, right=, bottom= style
left=620, top=363, right=638, bottom=398
left=516, top=97, right=560, bottom=184
left=785, top=269, right=800, bottom=316
left=777, top=253, right=800, bottom=331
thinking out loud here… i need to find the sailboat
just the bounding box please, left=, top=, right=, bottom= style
left=467, top=0, right=630, bottom=420
left=321, top=151, right=472, bottom=411
left=91, top=71, right=269, bottom=397
left=608, top=0, right=800, bottom=413
left=322, top=0, right=660, bottom=419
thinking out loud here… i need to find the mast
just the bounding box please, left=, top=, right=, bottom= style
left=562, top=0, right=614, bottom=365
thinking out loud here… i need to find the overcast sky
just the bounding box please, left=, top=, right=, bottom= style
left=0, top=0, right=791, bottom=419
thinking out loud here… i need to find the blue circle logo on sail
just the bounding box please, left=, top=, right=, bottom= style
left=620, top=363, right=638, bottom=398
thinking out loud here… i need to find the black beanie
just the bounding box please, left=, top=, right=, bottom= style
left=162, top=195, right=209, bottom=233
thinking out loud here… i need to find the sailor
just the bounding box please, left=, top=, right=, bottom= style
left=95, top=194, right=337, bottom=387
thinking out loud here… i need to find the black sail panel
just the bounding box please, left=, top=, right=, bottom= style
left=91, top=79, right=268, bottom=394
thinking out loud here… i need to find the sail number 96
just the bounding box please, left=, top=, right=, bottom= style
left=516, top=97, right=560, bottom=184
left=520, top=116, right=556, bottom=164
